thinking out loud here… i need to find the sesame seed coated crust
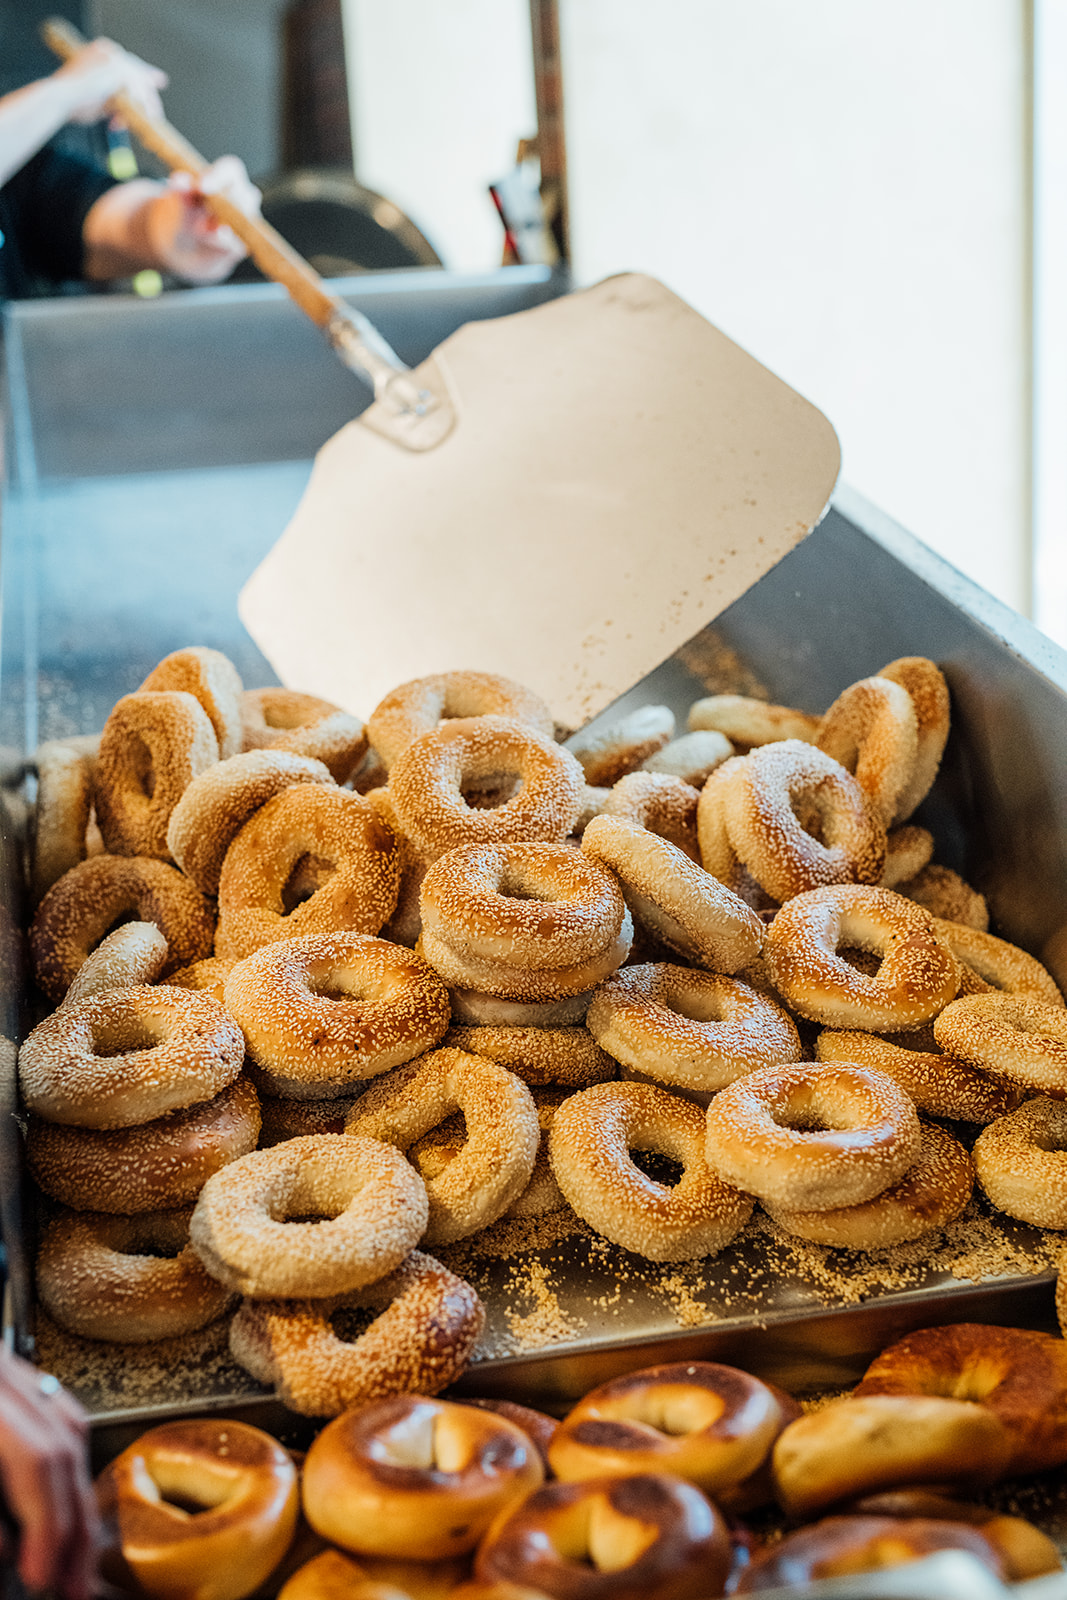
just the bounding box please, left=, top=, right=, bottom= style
left=929, top=920, right=1064, bottom=1004
left=19, top=984, right=245, bottom=1128
left=815, top=1030, right=1021, bottom=1124
left=95, top=690, right=220, bottom=859
left=241, top=688, right=368, bottom=784
left=549, top=1080, right=753, bottom=1261
left=935, top=992, right=1067, bottom=1095
left=32, top=741, right=93, bottom=902
left=26, top=1074, right=260, bottom=1212
left=442, top=1024, right=615, bottom=1087
left=229, top=1250, right=485, bottom=1417
left=568, top=705, right=676, bottom=787
left=587, top=962, right=799, bottom=1095
left=139, top=646, right=244, bottom=761
left=59, top=921, right=168, bottom=1007
left=764, top=885, right=961, bottom=1031
left=974, top=1097, right=1067, bottom=1228
left=190, top=1133, right=428, bottom=1299
left=816, top=677, right=919, bottom=828
left=345, top=1047, right=540, bottom=1245
left=420, top=912, right=633, bottom=1002
left=582, top=814, right=764, bottom=974
left=389, top=717, right=583, bottom=861
left=705, top=1061, right=921, bottom=1211
left=877, top=657, right=951, bottom=822
left=30, top=854, right=215, bottom=1003
left=215, top=786, right=401, bottom=962
left=167, top=749, right=335, bottom=895
left=723, top=741, right=887, bottom=904
left=223, top=932, right=450, bottom=1098
left=37, top=1206, right=234, bottom=1343
left=421, top=842, right=625, bottom=968
left=603, top=771, right=702, bottom=861
left=765, top=1120, right=974, bottom=1248
left=368, top=670, right=554, bottom=771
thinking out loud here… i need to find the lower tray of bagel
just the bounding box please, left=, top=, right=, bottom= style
left=88, top=1321, right=1067, bottom=1600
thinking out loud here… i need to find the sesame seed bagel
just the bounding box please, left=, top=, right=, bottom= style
left=587, top=963, right=799, bottom=1098
left=897, top=864, right=989, bottom=931
left=723, top=740, right=887, bottom=902
left=36, top=1206, right=234, bottom=1343
left=19, top=985, right=245, bottom=1129
left=389, top=717, right=584, bottom=861
left=421, top=842, right=625, bottom=970
left=764, top=884, right=961, bottom=1031
left=878, top=656, right=951, bottom=822
left=302, top=1395, right=545, bottom=1561
left=816, top=676, right=919, bottom=827
left=368, top=671, right=554, bottom=771
left=229, top=1250, right=485, bottom=1418
left=549, top=1080, right=753, bottom=1261
left=32, top=739, right=93, bottom=901
left=344, top=1047, right=539, bottom=1244
left=165, top=955, right=233, bottom=1004
left=935, top=992, right=1067, bottom=1096
left=167, top=749, right=335, bottom=895
left=548, top=1361, right=785, bottom=1497
left=365, top=787, right=432, bottom=947
left=98, top=1418, right=299, bottom=1600
left=30, top=854, right=215, bottom=1003
left=224, top=933, right=450, bottom=1099
left=95, top=689, right=219, bottom=858
left=215, top=786, right=400, bottom=963
left=643, top=731, right=732, bottom=789
left=140, top=645, right=244, bottom=761
left=930, top=919, right=1064, bottom=1003
left=190, top=1133, right=428, bottom=1299
left=241, top=688, right=368, bottom=783
left=60, top=920, right=169, bottom=1007
left=771, top=1394, right=1013, bottom=1517
left=420, top=912, right=633, bottom=1003
left=815, top=1030, right=1022, bottom=1123
left=474, top=1472, right=732, bottom=1600
left=881, top=824, right=935, bottom=887
left=582, top=814, right=763, bottom=974
left=973, top=1098, right=1067, bottom=1228
left=568, top=706, right=676, bottom=788
left=442, top=1025, right=615, bottom=1087
left=764, top=1120, right=973, bottom=1249
left=855, top=1322, right=1067, bottom=1475
left=408, top=1086, right=569, bottom=1222
left=26, top=1074, right=260, bottom=1212
left=704, top=1062, right=922, bottom=1211
left=688, top=695, right=820, bottom=749
left=603, top=771, right=701, bottom=862
left=694, top=755, right=747, bottom=886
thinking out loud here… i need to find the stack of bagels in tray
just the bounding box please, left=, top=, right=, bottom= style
left=17, top=646, right=1067, bottom=1417
left=94, top=1320, right=1067, bottom=1600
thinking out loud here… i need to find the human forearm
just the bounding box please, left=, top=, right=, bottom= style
left=83, top=158, right=259, bottom=284
left=0, top=75, right=89, bottom=188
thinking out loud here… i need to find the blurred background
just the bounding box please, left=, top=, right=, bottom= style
left=3, top=0, right=1064, bottom=645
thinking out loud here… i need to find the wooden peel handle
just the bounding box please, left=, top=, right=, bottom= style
left=41, top=15, right=347, bottom=331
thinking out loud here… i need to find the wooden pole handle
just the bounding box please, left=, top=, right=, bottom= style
left=41, top=16, right=348, bottom=331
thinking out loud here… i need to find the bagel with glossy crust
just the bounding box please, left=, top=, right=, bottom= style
left=854, top=1322, right=1067, bottom=1475
left=302, top=1395, right=544, bottom=1560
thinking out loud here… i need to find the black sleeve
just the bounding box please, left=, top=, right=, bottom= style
left=2, top=140, right=118, bottom=287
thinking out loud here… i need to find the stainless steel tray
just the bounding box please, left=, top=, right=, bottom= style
left=3, top=275, right=1066, bottom=1421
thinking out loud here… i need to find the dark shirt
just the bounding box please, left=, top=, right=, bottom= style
left=0, top=140, right=116, bottom=298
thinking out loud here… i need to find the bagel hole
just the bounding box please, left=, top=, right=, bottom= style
left=127, top=733, right=156, bottom=800
left=306, top=965, right=369, bottom=1003
left=838, top=945, right=883, bottom=978
left=771, top=1107, right=834, bottom=1134
left=498, top=864, right=556, bottom=903
left=329, top=1305, right=377, bottom=1343
left=282, top=852, right=335, bottom=912
left=91, top=1017, right=162, bottom=1057
left=461, top=772, right=522, bottom=810
left=629, top=1148, right=684, bottom=1187
left=793, top=792, right=828, bottom=843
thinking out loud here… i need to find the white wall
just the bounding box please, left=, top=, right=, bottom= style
left=342, top=0, right=536, bottom=272
left=561, top=0, right=1031, bottom=614
left=341, top=0, right=1031, bottom=617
